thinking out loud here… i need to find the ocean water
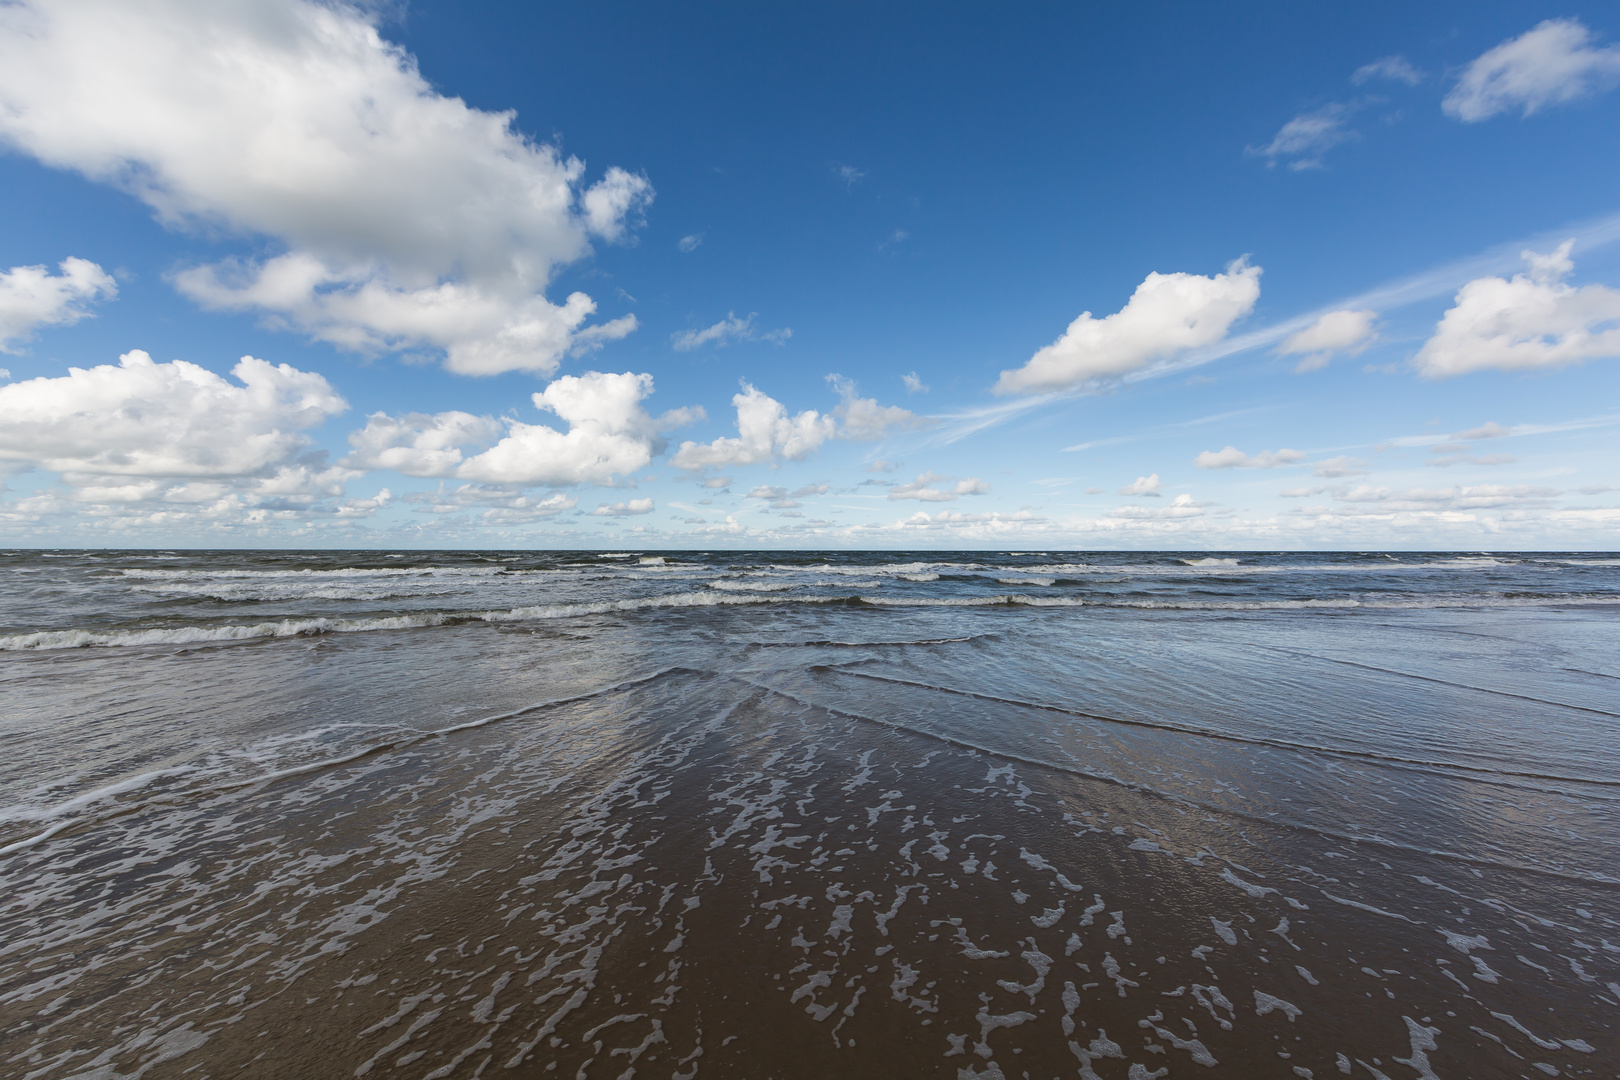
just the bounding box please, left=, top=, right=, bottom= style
left=1, top=549, right=1617, bottom=1079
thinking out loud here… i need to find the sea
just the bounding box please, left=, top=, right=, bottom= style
left=1, top=548, right=1617, bottom=1079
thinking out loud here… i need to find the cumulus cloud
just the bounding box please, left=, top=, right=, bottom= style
left=678, top=234, right=704, bottom=253
left=1279, top=309, right=1378, bottom=371
left=826, top=375, right=929, bottom=440
left=0, top=0, right=649, bottom=376
left=1353, top=55, right=1425, bottom=86
left=0, top=257, right=117, bottom=352
left=835, top=164, right=865, bottom=189
left=591, top=498, right=653, bottom=516
left=902, top=371, right=928, bottom=394
left=1119, top=473, right=1162, bottom=496
left=0, top=349, right=345, bottom=480
left=1413, top=241, right=1620, bottom=377
left=671, top=312, right=791, bottom=351
left=344, top=411, right=502, bottom=477
left=1444, top=18, right=1620, bottom=122
left=887, top=472, right=989, bottom=502
left=995, top=260, right=1261, bottom=395
left=669, top=377, right=920, bottom=470
left=671, top=383, right=836, bottom=469
left=1194, top=446, right=1306, bottom=469
left=1250, top=103, right=1359, bottom=170
left=350, top=371, right=694, bottom=486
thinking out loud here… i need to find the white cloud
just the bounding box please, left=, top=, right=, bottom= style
left=1444, top=18, right=1620, bottom=122
left=835, top=164, right=865, bottom=189
left=0, top=0, right=649, bottom=376
left=452, top=370, right=678, bottom=485
left=344, top=411, right=502, bottom=477
left=405, top=484, right=576, bottom=524
left=743, top=485, right=807, bottom=510
left=671, top=383, right=836, bottom=469
left=1119, top=473, right=1162, bottom=496
left=678, top=234, right=704, bottom=253
left=1313, top=456, right=1368, bottom=478
left=0, top=257, right=117, bottom=352
left=995, top=259, right=1261, bottom=394
left=792, top=483, right=829, bottom=497
left=827, top=375, right=929, bottom=440
left=591, top=498, right=653, bottom=516
left=869, top=508, right=1048, bottom=536
left=1352, top=55, right=1424, bottom=86
left=1279, top=309, right=1377, bottom=371
left=902, top=371, right=928, bottom=394
left=1426, top=453, right=1515, bottom=468
left=671, top=312, right=791, bottom=352
left=1413, top=241, right=1620, bottom=377
left=0, top=349, right=345, bottom=480
left=350, top=371, right=689, bottom=486
left=1250, top=103, right=1358, bottom=170
left=1111, top=493, right=1208, bottom=519
left=1318, top=483, right=1559, bottom=512
left=1453, top=421, right=1509, bottom=440
left=1194, top=446, right=1306, bottom=469
left=887, top=472, right=989, bottom=502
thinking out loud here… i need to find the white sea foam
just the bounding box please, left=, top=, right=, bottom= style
left=7, top=584, right=1617, bottom=651
left=0, top=613, right=450, bottom=650
left=0, top=766, right=197, bottom=826
left=998, top=577, right=1056, bottom=587
left=862, top=595, right=1085, bottom=608
left=781, top=562, right=984, bottom=576
left=120, top=565, right=519, bottom=580
left=131, top=581, right=465, bottom=602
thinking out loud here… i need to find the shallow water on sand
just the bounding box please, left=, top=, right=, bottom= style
left=1, top=550, right=1617, bottom=1078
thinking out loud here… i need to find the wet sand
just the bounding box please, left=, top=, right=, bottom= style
left=5, top=660, right=1615, bottom=1079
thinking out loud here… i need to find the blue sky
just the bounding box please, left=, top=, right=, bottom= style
left=1, top=0, right=1617, bottom=549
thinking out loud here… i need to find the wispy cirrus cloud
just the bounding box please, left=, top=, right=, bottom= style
left=1444, top=18, right=1620, bottom=122
left=670, top=312, right=791, bottom=352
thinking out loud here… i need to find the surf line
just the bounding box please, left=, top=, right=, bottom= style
left=0, top=666, right=705, bottom=859
left=824, top=666, right=1620, bottom=792
left=739, top=676, right=1620, bottom=889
